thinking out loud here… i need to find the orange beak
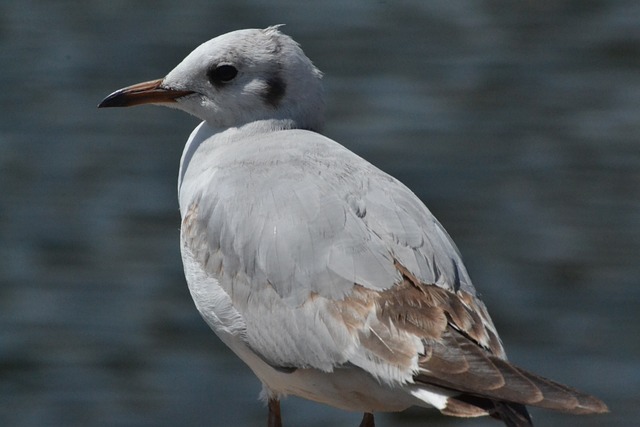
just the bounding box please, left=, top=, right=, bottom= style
left=98, top=78, right=195, bottom=108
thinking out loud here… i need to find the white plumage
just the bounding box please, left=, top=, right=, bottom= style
left=99, top=26, right=607, bottom=427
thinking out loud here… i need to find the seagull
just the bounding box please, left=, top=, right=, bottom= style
left=99, top=26, right=608, bottom=427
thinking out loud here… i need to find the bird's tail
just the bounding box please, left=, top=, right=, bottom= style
left=491, top=401, right=532, bottom=427
left=421, top=355, right=608, bottom=426
left=440, top=393, right=533, bottom=426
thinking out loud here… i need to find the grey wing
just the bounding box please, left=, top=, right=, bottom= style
left=180, top=130, right=490, bottom=372
left=182, top=130, right=608, bottom=417
left=207, top=135, right=472, bottom=297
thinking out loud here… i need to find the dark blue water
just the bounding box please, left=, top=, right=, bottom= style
left=1, top=1, right=638, bottom=426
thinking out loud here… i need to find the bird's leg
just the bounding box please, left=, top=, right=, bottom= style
left=268, top=398, right=282, bottom=427
left=359, top=412, right=375, bottom=427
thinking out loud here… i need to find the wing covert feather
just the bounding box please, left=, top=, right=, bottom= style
left=181, top=129, right=474, bottom=304
left=179, top=128, right=481, bottom=370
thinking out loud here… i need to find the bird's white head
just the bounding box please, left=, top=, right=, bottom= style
left=99, top=26, right=325, bottom=132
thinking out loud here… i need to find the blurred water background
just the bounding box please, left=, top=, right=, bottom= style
left=1, top=1, right=639, bottom=426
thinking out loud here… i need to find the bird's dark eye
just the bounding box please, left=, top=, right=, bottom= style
left=207, top=64, right=238, bottom=85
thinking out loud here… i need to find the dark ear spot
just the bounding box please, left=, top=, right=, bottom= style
left=262, top=75, right=286, bottom=107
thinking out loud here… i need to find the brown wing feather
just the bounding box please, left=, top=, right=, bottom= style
left=359, top=260, right=608, bottom=418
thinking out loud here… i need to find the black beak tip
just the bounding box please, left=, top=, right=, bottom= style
left=98, top=90, right=125, bottom=108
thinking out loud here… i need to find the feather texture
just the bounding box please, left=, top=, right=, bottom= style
left=101, top=26, right=608, bottom=426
